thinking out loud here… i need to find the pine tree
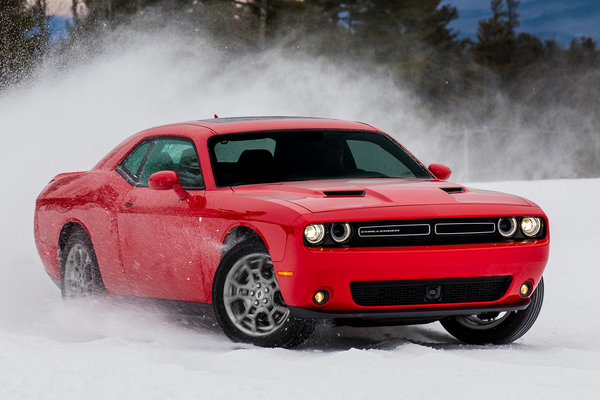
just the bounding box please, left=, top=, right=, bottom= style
left=472, top=0, right=516, bottom=72
left=567, top=36, right=598, bottom=68
left=0, top=0, right=44, bottom=88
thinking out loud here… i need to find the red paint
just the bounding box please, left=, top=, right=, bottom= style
left=34, top=118, right=549, bottom=314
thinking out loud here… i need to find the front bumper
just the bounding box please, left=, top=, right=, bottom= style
left=273, top=238, right=549, bottom=313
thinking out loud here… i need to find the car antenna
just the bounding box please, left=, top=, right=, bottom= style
left=214, top=114, right=219, bottom=118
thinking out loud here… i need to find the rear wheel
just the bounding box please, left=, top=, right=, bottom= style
left=440, top=277, right=544, bottom=344
left=61, top=230, right=105, bottom=299
left=212, top=241, right=313, bottom=347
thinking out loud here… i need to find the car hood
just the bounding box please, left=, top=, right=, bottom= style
left=231, top=179, right=531, bottom=213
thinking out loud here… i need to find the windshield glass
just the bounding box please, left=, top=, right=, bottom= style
left=208, top=130, right=432, bottom=187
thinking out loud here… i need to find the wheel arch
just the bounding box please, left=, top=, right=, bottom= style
left=219, top=219, right=290, bottom=264
left=221, top=225, right=267, bottom=259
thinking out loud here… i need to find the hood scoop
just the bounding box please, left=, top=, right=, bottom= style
left=323, top=190, right=366, bottom=197
left=440, top=187, right=465, bottom=194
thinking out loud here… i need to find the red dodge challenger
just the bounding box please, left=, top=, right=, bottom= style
left=34, top=117, right=548, bottom=347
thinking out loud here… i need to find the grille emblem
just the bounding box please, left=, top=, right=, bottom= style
left=425, top=285, right=442, bottom=302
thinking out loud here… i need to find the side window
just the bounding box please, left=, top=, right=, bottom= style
left=138, top=138, right=204, bottom=189
left=347, top=140, right=413, bottom=177
left=121, top=141, right=151, bottom=179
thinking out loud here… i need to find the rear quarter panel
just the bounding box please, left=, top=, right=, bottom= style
left=35, top=169, right=132, bottom=294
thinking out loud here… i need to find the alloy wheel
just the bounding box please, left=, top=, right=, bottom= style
left=222, top=253, right=290, bottom=337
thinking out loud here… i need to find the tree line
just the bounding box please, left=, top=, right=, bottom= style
left=2, top=0, right=600, bottom=178
left=2, top=0, right=598, bottom=109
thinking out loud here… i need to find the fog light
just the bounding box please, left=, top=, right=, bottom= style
left=313, top=289, right=330, bottom=305
left=520, top=282, right=532, bottom=297
left=304, top=224, right=325, bottom=244
left=521, top=217, right=542, bottom=237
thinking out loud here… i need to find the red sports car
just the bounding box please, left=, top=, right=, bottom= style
left=34, top=117, right=548, bottom=347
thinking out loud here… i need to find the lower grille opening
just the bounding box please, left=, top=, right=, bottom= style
left=350, top=276, right=512, bottom=307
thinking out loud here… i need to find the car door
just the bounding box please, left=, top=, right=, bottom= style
left=116, top=136, right=210, bottom=301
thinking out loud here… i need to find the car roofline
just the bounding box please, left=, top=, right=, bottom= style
left=188, top=116, right=381, bottom=135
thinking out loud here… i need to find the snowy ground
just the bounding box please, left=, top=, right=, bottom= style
left=1, top=177, right=599, bottom=399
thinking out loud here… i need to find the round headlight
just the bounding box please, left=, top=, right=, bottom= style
left=498, top=217, right=517, bottom=237
left=304, top=224, right=325, bottom=244
left=330, top=223, right=352, bottom=243
left=521, top=217, right=541, bottom=237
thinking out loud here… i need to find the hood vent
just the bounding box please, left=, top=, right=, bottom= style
left=441, top=187, right=465, bottom=194
left=323, top=190, right=365, bottom=197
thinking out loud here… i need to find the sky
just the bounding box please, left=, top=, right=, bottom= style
left=46, top=0, right=72, bottom=16
left=42, top=0, right=600, bottom=47
left=448, top=0, right=600, bottom=45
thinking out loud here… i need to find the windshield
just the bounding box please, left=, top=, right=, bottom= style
left=208, top=130, right=432, bottom=187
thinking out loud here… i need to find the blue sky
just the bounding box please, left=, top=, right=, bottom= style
left=45, top=1, right=600, bottom=47
left=448, top=0, right=600, bottom=45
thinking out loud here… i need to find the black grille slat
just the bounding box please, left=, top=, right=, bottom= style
left=434, top=222, right=496, bottom=235
left=350, top=277, right=512, bottom=307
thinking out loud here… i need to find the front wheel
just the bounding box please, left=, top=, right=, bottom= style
left=212, top=241, right=313, bottom=347
left=440, top=277, right=544, bottom=344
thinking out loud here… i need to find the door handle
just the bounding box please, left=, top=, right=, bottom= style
left=124, top=201, right=134, bottom=208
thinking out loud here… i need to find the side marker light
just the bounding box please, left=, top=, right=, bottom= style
left=277, top=271, right=293, bottom=277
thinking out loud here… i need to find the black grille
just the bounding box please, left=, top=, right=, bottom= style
left=306, top=217, right=546, bottom=247
left=434, top=222, right=496, bottom=235
left=350, top=276, right=512, bottom=307
left=358, top=224, right=430, bottom=237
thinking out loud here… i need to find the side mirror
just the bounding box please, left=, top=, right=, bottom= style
left=148, top=170, right=189, bottom=200
left=149, top=170, right=179, bottom=190
left=428, top=163, right=452, bottom=181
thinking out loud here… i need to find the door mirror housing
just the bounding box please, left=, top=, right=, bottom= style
left=149, top=170, right=178, bottom=190
left=428, top=163, right=452, bottom=181
left=148, top=170, right=188, bottom=200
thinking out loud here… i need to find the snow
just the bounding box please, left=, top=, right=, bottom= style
left=1, top=30, right=599, bottom=400
left=1, top=174, right=599, bottom=399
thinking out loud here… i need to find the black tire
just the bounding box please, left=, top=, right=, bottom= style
left=60, top=229, right=106, bottom=299
left=212, top=241, right=314, bottom=348
left=440, top=277, right=544, bottom=344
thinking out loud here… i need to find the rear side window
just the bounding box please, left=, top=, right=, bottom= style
left=118, top=137, right=204, bottom=189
